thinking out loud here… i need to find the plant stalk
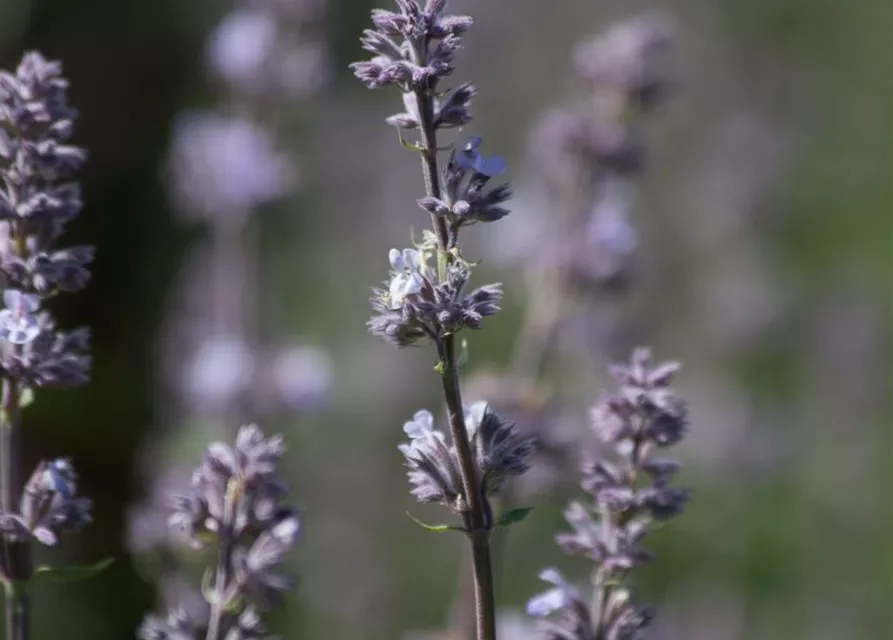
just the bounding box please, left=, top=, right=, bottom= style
left=206, top=483, right=237, bottom=640
left=414, top=79, right=497, bottom=640
left=1, top=376, right=30, bottom=640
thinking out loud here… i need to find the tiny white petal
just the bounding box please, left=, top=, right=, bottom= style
left=389, top=273, right=410, bottom=306
left=538, top=567, right=567, bottom=586
left=388, top=248, right=403, bottom=270
left=463, top=401, right=488, bottom=437
left=525, top=587, right=566, bottom=617
left=412, top=410, right=434, bottom=430
left=403, top=248, right=421, bottom=270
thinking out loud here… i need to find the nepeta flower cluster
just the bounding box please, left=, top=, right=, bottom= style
left=527, top=349, right=690, bottom=639
left=532, top=14, right=671, bottom=289
left=351, top=0, right=471, bottom=92
left=0, top=51, right=92, bottom=540
left=369, top=243, right=502, bottom=348
left=0, top=458, right=91, bottom=547
left=140, top=424, right=298, bottom=640
left=355, top=3, right=507, bottom=350
left=352, top=3, right=532, bottom=638
left=0, top=51, right=93, bottom=639
left=0, top=53, right=92, bottom=389
left=400, top=402, right=535, bottom=525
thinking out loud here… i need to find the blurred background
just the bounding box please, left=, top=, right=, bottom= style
left=0, top=0, right=890, bottom=638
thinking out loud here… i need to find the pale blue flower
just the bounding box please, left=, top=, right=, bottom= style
left=0, top=289, right=42, bottom=344
left=388, top=248, right=425, bottom=309
left=526, top=568, right=580, bottom=617
left=399, top=410, right=448, bottom=455
left=402, top=409, right=437, bottom=440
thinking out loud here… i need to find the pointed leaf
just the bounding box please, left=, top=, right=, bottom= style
left=497, top=506, right=535, bottom=528
left=31, top=557, right=114, bottom=588
left=405, top=511, right=465, bottom=533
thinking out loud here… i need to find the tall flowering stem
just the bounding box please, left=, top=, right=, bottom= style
left=352, top=3, right=532, bottom=639
left=0, top=53, right=94, bottom=640
left=527, top=349, right=690, bottom=638
left=139, top=425, right=299, bottom=640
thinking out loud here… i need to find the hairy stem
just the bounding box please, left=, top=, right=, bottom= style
left=1, top=377, right=29, bottom=640
left=413, top=77, right=497, bottom=639
left=438, top=335, right=496, bottom=640
left=206, top=484, right=236, bottom=640
left=4, top=584, right=27, bottom=640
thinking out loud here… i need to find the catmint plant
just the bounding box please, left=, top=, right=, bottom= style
left=351, top=2, right=535, bottom=639
left=162, top=0, right=330, bottom=423
left=0, top=52, right=94, bottom=639
left=130, top=0, right=328, bottom=632
left=139, top=424, right=299, bottom=640
left=527, top=348, right=690, bottom=639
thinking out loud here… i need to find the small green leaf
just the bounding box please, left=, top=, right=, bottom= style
left=31, top=557, right=114, bottom=587
left=397, top=131, right=425, bottom=152
left=497, top=506, right=535, bottom=528
left=405, top=511, right=465, bottom=533
left=434, top=360, right=446, bottom=374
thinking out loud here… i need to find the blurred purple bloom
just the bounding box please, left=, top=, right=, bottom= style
left=183, top=333, right=255, bottom=414
left=207, top=9, right=277, bottom=94
left=269, top=345, right=333, bottom=412
left=167, top=112, right=294, bottom=221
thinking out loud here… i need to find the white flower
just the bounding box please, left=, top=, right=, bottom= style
left=399, top=409, right=449, bottom=459
left=403, top=409, right=436, bottom=440
left=387, top=248, right=425, bottom=309
left=401, top=410, right=448, bottom=447
left=0, top=289, right=41, bottom=344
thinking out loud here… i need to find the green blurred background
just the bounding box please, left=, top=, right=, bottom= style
left=0, top=0, right=890, bottom=638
